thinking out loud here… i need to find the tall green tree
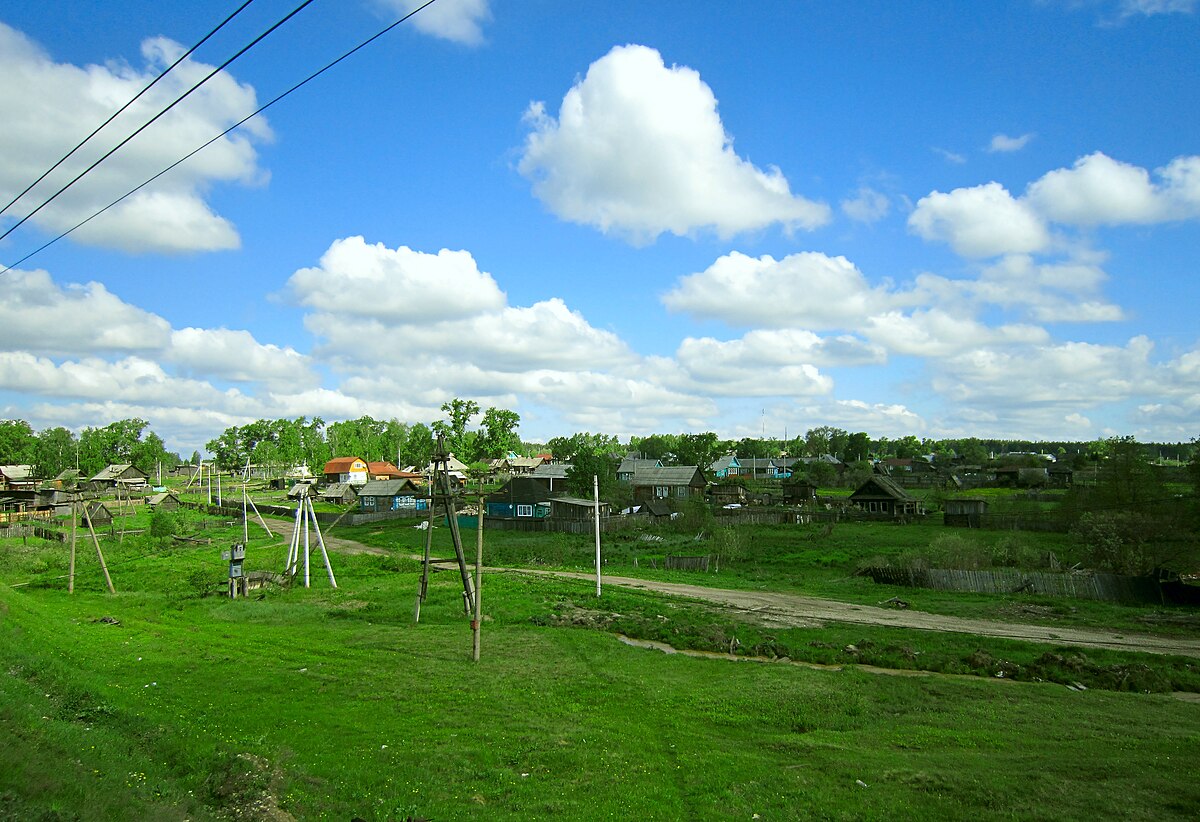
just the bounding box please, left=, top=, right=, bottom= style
left=431, top=398, right=480, bottom=462
left=675, top=432, right=719, bottom=469
left=35, top=426, right=77, bottom=477
left=478, top=407, right=521, bottom=460
left=0, top=419, right=38, bottom=464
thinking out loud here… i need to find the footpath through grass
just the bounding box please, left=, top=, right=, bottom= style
left=3, top=539, right=1200, bottom=820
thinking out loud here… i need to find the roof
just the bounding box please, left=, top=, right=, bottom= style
left=359, top=479, right=424, bottom=498
left=0, top=465, right=34, bottom=481
left=551, top=496, right=606, bottom=508
left=323, top=456, right=367, bottom=473
left=618, top=457, right=662, bottom=474
left=850, top=475, right=915, bottom=501
left=366, top=461, right=404, bottom=478
left=631, top=466, right=706, bottom=486
left=91, top=464, right=147, bottom=482
left=506, top=456, right=545, bottom=469
left=708, top=455, right=739, bottom=471
left=147, top=492, right=179, bottom=505
left=319, top=482, right=356, bottom=497
left=532, top=463, right=571, bottom=479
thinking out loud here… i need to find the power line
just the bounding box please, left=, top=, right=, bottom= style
left=0, top=0, right=440, bottom=276
left=0, top=0, right=317, bottom=246
left=0, top=0, right=258, bottom=220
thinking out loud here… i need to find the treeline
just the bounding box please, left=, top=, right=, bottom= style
left=203, top=399, right=524, bottom=473
left=0, top=418, right=177, bottom=479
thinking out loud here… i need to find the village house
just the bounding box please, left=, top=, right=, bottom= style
left=546, top=496, right=611, bottom=522
left=630, top=466, right=707, bottom=508
left=616, top=456, right=662, bottom=483
left=358, top=479, right=426, bottom=513
left=0, top=465, right=37, bottom=491
left=849, top=475, right=922, bottom=518
left=485, top=477, right=552, bottom=520
left=322, top=457, right=369, bottom=487
left=707, top=455, right=741, bottom=479
left=366, top=461, right=406, bottom=480
left=90, top=464, right=148, bottom=491
left=530, top=462, right=571, bottom=493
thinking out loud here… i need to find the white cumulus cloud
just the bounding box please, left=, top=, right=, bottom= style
left=908, top=182, right=1051, bottom=258
left=0, top=24, right=270, bottom=254
left=987, top=133, right=1034, bottom=153
left=518, top=44, right=830, bottom=244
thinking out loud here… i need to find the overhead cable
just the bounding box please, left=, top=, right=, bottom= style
left=1, top=0, right=440, bottom=276
left=0, top=0, right=259, bottom=219
left=0, top=0, right=317, bottom=245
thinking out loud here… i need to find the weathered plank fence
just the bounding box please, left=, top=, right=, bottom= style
left=859, top=565, right=1168, bottom=604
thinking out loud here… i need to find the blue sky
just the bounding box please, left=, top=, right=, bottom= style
left=1, top=0, right=1198, bottom=456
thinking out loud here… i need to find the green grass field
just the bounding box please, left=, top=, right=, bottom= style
left=2, top=509, right=1198, bottom=819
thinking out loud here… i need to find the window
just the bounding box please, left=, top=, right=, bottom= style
left=517, top=504, right=533, bottom=517
left=654, top=485, right=669, bottom=499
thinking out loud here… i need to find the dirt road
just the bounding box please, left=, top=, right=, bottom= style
left=274, top=519, right=1200, bottom=659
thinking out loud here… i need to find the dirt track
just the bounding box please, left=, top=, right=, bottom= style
left=273, top=519, right=1200, bottom=659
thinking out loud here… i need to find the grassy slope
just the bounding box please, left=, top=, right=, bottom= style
left=3, top=542, right=1200, bottom=820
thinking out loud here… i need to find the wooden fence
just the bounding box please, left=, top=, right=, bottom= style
left=0, top=523, right=64, bottom=542
left=859, top=565, right=1165, bottom=604
left=0, top=509, right=53, bottom=524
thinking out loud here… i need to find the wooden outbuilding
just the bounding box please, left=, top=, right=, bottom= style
left=849, top=476, right=922, bottom=518
left=146, top=492, right=181, bottom=512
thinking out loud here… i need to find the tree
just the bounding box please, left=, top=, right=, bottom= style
left=631, top=434, right=673, bottom=461
left=431, top=398, right=480, bottom=461
left=844, top=432, right=872, bottom=463
left=478, top=407, right=521, bottom=460
left=565, top=447, right=619, bottom=502
left=399, top=423, right=435, bottom=469
left=34, top=426, right=77, bottom=477
left=675, top=432, right=719, bottom=469
left=0, top=419, right=37, bottom=465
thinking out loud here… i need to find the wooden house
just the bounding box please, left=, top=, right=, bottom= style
left=90, top=464, right=148, bottom=490
left=617, top=456, right=662, bottom=483
left=146, top=492, right=181, bottom=512
left=849, top=476, right=922, bottom=518
left=0, top=465, right=37, bottom=491
left=358, top=479, right=426, bottom=513
left=707, top=455, right=741, bottom=479
left=322, top=457, right=369, bottom=487
left=530, top=462, right=571, bottom=493
left=366, top=461, right=405, bottom=480
left=709, top=483, right=748, bottom=506
left=782, top=478, right=817, bottom=505
left=485, top=477, right=552, bottom=520
left=631, top=466, right=706, bottom=508
left=547, top=496, right=610, bottom=522
left=318, top=482, right=357, bottom=505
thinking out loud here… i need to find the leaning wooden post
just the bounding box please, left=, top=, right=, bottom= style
left=68, top=497, right=77, bottom=594
left=472, top=487, right=484, bottom=662
left=414, top=482, right=435, bottom=623
left=307, top=496, right=338, bottom=588
left=83, top=504, right=115, bottom=594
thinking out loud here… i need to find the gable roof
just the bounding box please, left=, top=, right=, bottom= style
left=618, top=457, right=662, bottom=474
left=708, top=455, right=740, bottom=472
left=631, top=466, right=706, bottom=487
left=532, top=463, right=571, bottom=479
left=850, top=475, right=914, bottom=501
left=323, top=456, right=367, bottom=474
left=91, top=464, right=147, bottom=482
left=359, top=479, right=424, bottom=498
left=366, top=461, right=404, bottom=478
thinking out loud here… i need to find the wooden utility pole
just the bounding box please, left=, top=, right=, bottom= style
left=594, top=474, right=602, bottom=598
left=82, top=503, right=115, bottom=594
left=472, top=486, right=484, bottom=662
left=413, top=436, right=476, bottom=620
left=68, top=496, right=77, bottom=593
